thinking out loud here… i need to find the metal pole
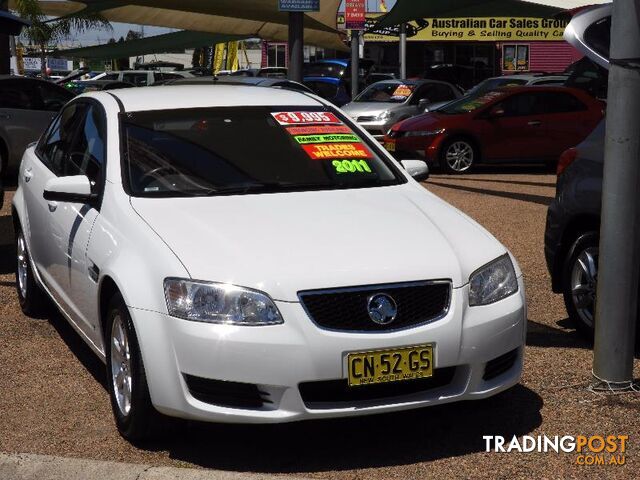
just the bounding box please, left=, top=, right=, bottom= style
left=592, top=0, right=640, bottom=389
left=399, top=23, right=407, bottom=79
left=351, top=29, right=360, bottom=100
left=288, top=11, right=304, bottom=83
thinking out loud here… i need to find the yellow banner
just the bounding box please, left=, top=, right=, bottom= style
left=338, top=14, right=568, bottom=42
left=226, top=41, right=239, bottom=71
left=213, top=43, right=226, bottom=74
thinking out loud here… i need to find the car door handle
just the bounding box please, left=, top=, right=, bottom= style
left=48, top=201, right=58, bottom=212
left=0, top=112, right=10, bottom=120
left=24, top=168, right=33, bottom=182
left=528, top=121, right=542, bottom=126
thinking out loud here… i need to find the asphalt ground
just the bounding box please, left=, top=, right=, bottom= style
left=1, top=166, right=639, bottom=479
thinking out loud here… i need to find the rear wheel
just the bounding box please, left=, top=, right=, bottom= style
left=16, top=228, right=49, bottom=316
left=105, top=293, right=157, bottom=441
left=562, top=232, right=599, bottom=336
left=440, top=138, right=476, bottom=174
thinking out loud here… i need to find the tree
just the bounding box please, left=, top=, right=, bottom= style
left=13, top=0, right=111, bottom=77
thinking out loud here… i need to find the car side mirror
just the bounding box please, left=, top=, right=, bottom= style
left=401, top=160, right=430, bottom=182
left=418, top=98, right=431, bottom=110
left=488, top=106, right=505, bottom=118
left=43, top=175, right=96, bottom=203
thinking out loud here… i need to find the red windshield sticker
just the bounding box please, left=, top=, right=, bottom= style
left=272, top=111, right=341, bottom=125
left=286, top=125, right=351, bottom=135
left=391, top=84, right=414, bottom=98
left=302, top=143, right=373, bottom=160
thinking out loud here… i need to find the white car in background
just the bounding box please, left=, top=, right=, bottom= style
left=12, top=85, right=526, bottom=440
left=90, top=69, right=194, bottom=86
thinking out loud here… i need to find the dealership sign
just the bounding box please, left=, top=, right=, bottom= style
left=278, top=0, right=319, bottom=12
left=345, top=1, right=366, bottom=30
left=338, top=14, right=568, bottom=41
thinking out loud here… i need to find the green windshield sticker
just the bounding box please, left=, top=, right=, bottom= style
left=332, top=159, right=372, bottom=174
left=294, top=134, right=360, bottom=144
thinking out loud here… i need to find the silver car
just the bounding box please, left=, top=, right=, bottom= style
left=0, top=76, right=74, bottom=177
left=342, top=79, right=462, bottom=140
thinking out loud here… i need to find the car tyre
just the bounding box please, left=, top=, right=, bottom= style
left=440, top=138, right=476, bottom=174
left=16, top=227, right=49, bottom=317
left=562, top=231, right=599, bottom=337
left=105, top=292, right=157, bottom=441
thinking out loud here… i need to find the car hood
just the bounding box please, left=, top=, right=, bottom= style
left=342, top=102, right=398, bottom=118
left=130, top=184, right=507, bottom=301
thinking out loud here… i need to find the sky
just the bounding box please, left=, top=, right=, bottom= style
left=71, top=0, right=398, bottom=44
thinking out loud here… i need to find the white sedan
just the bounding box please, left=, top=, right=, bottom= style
left=12, top=85, right=526, bottom=440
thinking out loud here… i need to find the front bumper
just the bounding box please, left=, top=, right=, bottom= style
left=131, top=277, right=526, bottom=423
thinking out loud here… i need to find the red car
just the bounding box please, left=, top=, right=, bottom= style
left=384, top=86, right=604, bottom=174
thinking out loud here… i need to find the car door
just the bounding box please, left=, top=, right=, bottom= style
left=536, top=91, right=598, bottom=158
left=0, top=79, right=60, bottom=171
left=480, top=92, right=549, bottom=161
left=45, top=102, right=106, bottom=340
left=21, top=102, right=87, bottom=292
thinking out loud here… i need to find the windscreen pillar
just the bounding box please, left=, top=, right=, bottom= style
left=351, top=29, right=360, bottom=99
left=592, top=0, right=640, bottom=390
left=288, top=11, right=304, bottom=83
left=399, top=23, right=407, bottom=79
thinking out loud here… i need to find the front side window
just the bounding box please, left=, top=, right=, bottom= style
left=496, top=93, right=541, bottom=117
left=121, top=106, right=403, bottom=197
left=37, top=103, right=87, bottom=175
left=65, top=104, right=106, bottom=184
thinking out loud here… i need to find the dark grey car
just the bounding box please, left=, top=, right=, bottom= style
left=544, top=120, right=605, bottom=334
left=0, top=76, right=74, bottom=177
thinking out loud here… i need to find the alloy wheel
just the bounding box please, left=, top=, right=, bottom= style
left=445, top=141, right=474, bottom=172
left=17, top=232, right=28, bottom=300
left=111, top=314, right=133, bottom=417
left=570, top=246, right=598, bottom=329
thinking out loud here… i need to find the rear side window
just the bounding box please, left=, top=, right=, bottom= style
left=538, top=92, right=587, bottom=113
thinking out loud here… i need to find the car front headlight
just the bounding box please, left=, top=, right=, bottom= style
left=164, top=278, right=283, bottom=325
left=377, top=110, right=393, bottom=121
left=469, top=255, right=518, bottom=306
left=405, top=128, right=445, bottom=137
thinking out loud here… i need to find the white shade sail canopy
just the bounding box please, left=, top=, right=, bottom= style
left=10, top=0, right=348, bottom=50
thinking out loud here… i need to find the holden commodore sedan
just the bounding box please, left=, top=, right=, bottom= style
left=12, top=85, right=526, bottom=440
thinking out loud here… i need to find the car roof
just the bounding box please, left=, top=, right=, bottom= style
left=493, top=85, right=588, bottom=95
left=100, top=84, right=322, bottom=112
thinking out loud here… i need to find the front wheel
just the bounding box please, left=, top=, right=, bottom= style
left=440, top=138, right=476, bottom=174
left=106, top=293, right=157, bottom=441
left=562, top=232, right=599, bottom=337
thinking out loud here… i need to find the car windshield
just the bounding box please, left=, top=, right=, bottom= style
left=355, top=82, right=415, bottom=103
left=437, top=90, right=507, bottom=114
left=121, top=106, right=403, bottom=197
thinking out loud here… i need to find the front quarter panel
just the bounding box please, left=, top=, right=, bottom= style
left=88, top=181, right=189, bottom=316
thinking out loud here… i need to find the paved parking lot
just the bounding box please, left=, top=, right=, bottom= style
left=1, top=168, right=639, bottom=478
